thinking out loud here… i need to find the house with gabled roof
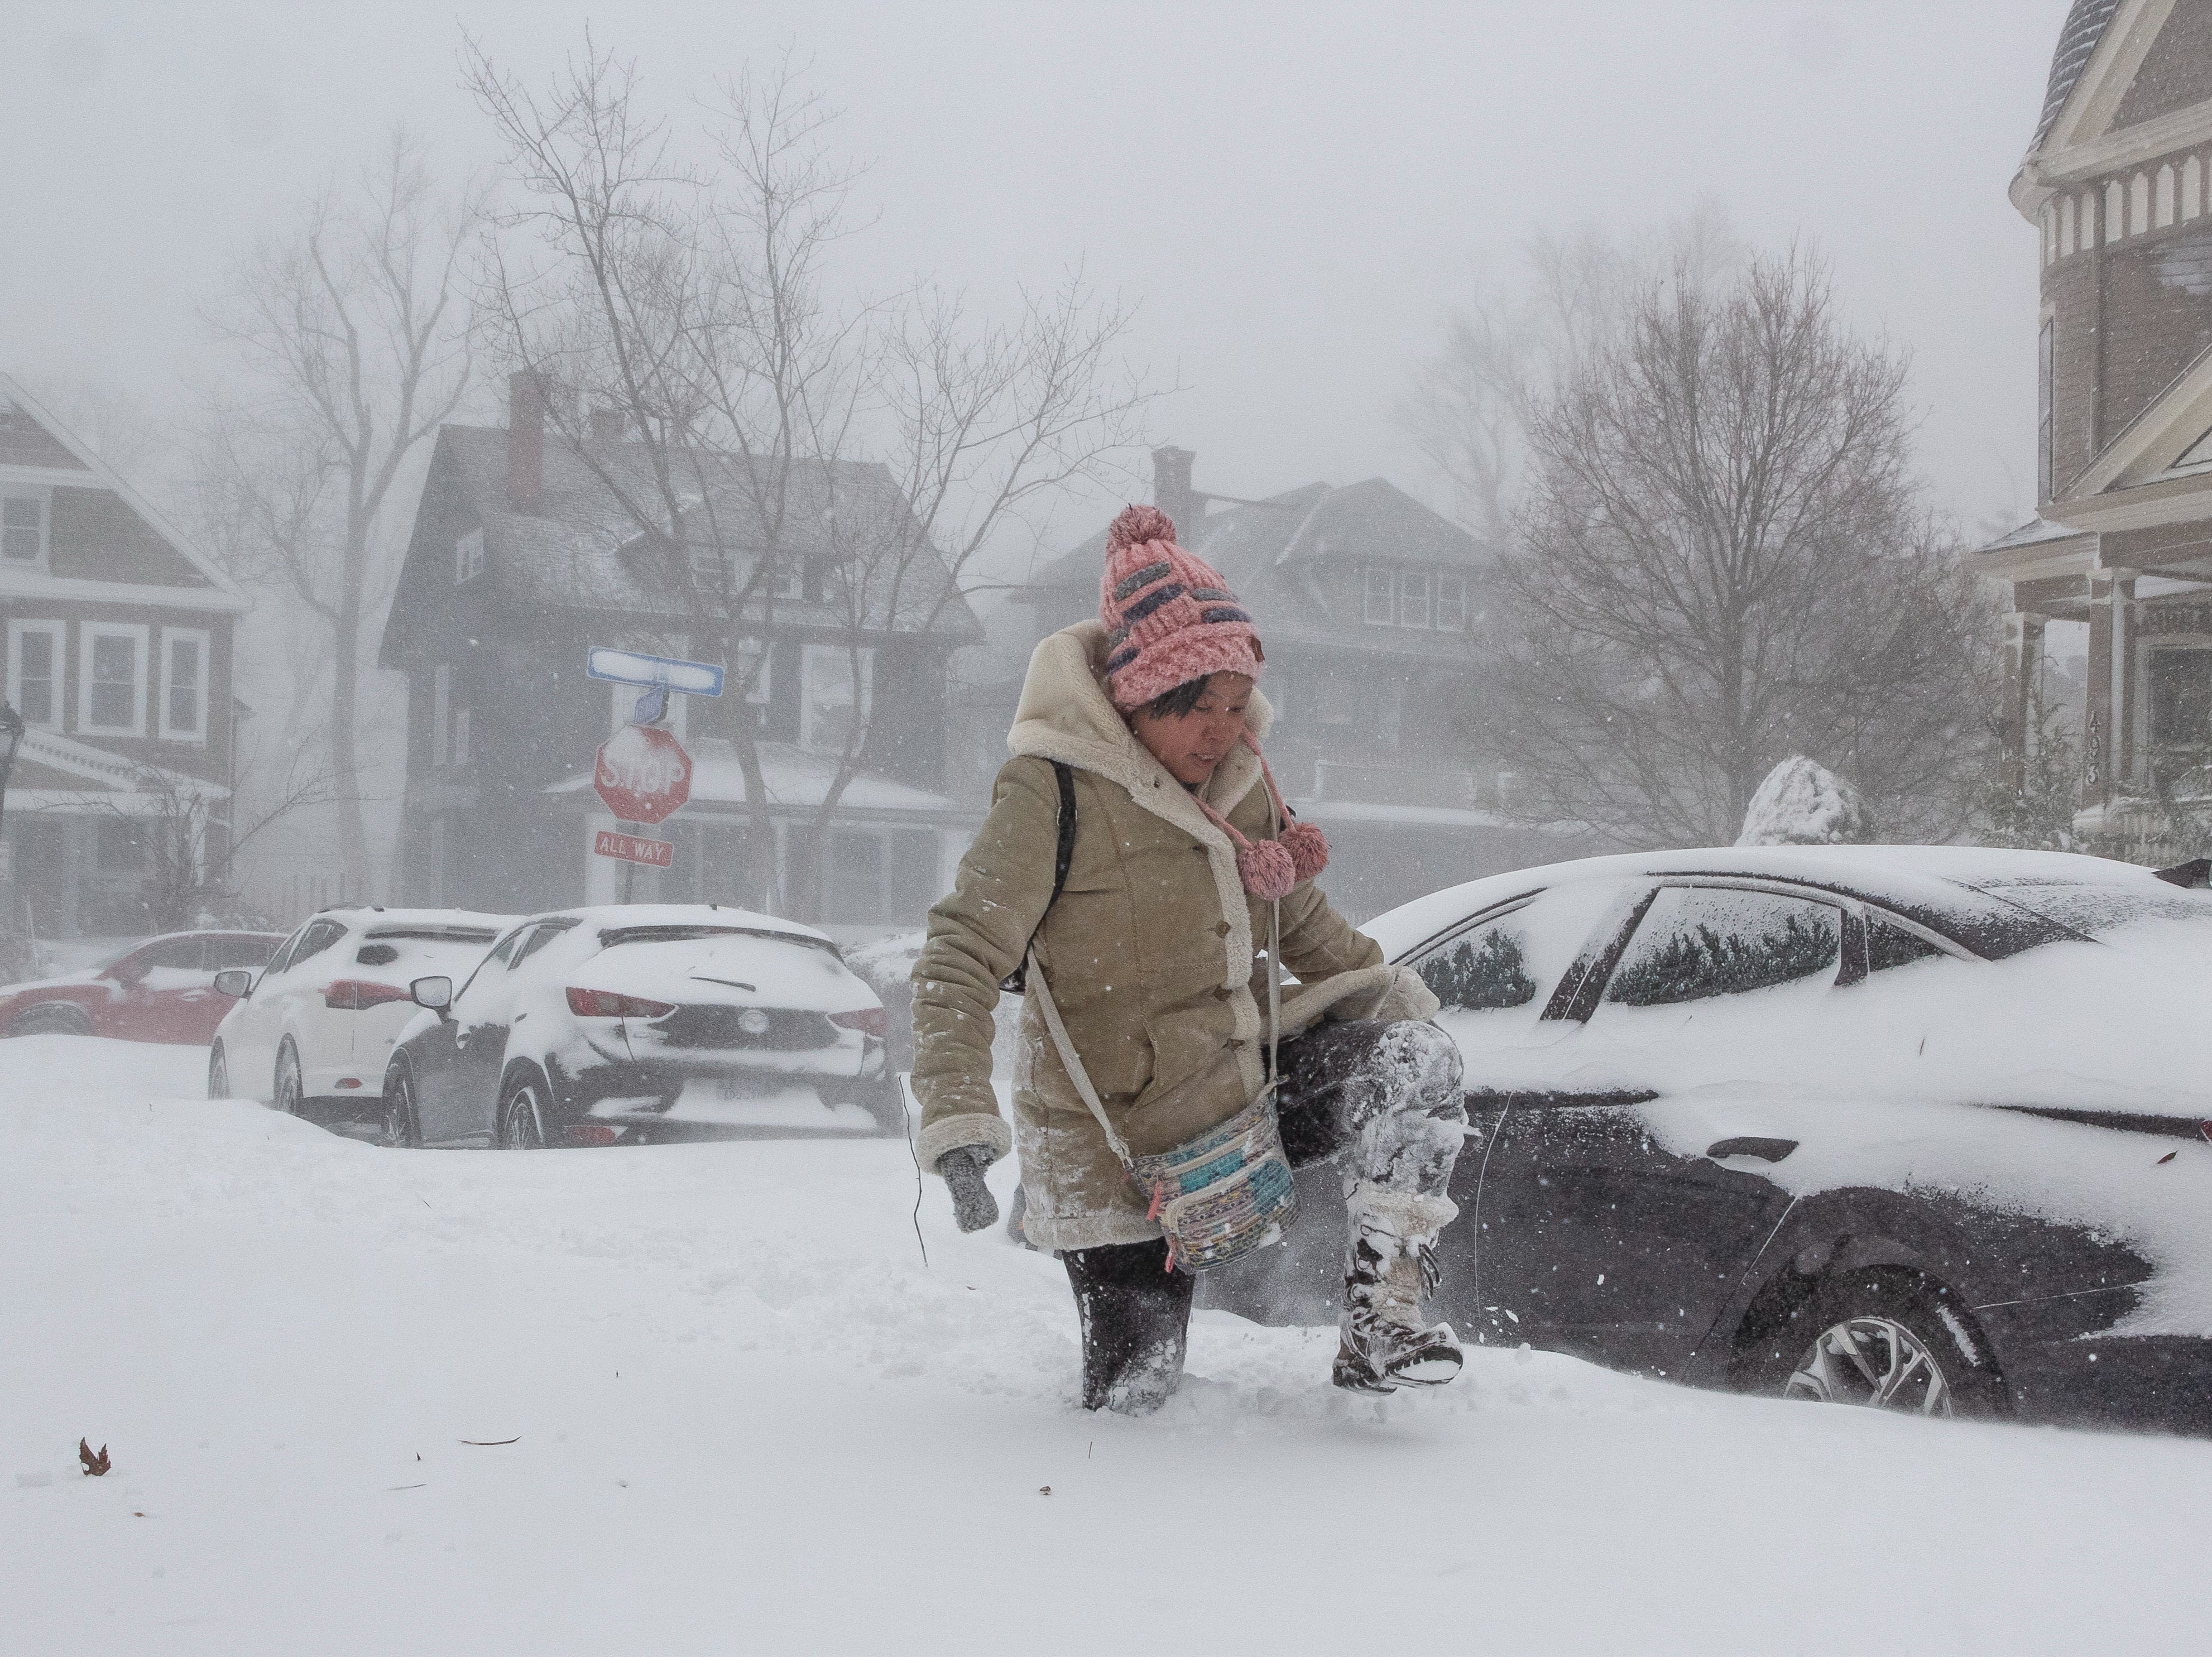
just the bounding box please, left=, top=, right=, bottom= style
left=1977, top=0, right=2212, bottom=852
left=378, top=374, right=985, bottom=928
left=1002, top=448, right=1576, bottom=919
left=0, top=375, right=251, bottom=940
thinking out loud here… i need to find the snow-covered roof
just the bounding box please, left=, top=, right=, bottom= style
left=433, top=425, right=980, bottom=641
left=544, top=738, right=958, bottom=817
left=2032, top=0, right=2124, bottom=150
left=1027, top=477, right=1489, bottom=653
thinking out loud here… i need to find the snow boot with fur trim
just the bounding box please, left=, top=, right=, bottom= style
left=1333, top=1183, right=1463, bottom=1394
left=1066, top=1238, right=1194, bottom=1415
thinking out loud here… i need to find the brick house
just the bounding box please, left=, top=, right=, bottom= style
left=380, top=376, right=983, bottom=930
left=1976, top=0, right=2212, bottom=850
left=998, top=448, right=1572, bottom=919
left=0, top=376, right=250, bottom=941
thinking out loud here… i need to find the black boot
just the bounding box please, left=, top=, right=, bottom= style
left=1064, top=1238, right=1194, bottom=1414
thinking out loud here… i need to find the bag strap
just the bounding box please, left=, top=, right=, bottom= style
left=999, top=760, right=1078, bottom=995
left=1030, top=772, right=1286, bottom=1176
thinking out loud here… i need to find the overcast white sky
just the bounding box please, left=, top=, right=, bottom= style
left=7, top=1, right=2070, bottom=549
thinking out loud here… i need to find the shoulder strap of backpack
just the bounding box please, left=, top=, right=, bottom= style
left=1000, top=760, right=1077, bottom=995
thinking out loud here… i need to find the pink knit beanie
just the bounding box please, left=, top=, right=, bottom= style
left=1098, top=505, right=1263, bottom=711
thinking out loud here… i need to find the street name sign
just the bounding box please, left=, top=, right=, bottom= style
left=593, top=724, right=693, bottom=825
left=593, top=828, right=675, bottom=868
left=585, top=647, right=725, bottom=698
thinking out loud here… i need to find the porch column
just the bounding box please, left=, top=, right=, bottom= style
left=2111, top=571, right=2138, bottom=794
left=2084, top=575, right=2113, bottom=811
left=2000, top=611, right=2045, bottom=793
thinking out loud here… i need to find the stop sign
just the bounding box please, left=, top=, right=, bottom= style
left=593, top=724, right=692, bottom=825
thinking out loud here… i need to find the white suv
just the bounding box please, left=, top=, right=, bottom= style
left=209, top=908, right=516, bottom=1115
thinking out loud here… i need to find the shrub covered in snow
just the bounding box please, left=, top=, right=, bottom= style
left=1736, top=756, right=1875, bottom=848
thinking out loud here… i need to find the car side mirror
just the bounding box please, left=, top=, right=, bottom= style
left=213, top=969, right=253, bottom=998
left=110, top=959, right=148, bottom=986
left=411, top=976, right=454, bottom=1015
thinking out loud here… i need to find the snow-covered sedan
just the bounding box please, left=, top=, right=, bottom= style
left=1206, top=846, right=2212, bottom=1435
left=209, top=908, right=516, bottom=1113
left=378, top=905, right=898, bottom=1148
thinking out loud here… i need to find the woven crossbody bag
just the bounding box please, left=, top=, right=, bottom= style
left=1024, top=899, right=1298, bottom=1273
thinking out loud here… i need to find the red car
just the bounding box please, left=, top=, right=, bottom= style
left=0, top=931, right=285, bottom=1044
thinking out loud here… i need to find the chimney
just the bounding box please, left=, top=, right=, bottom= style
left=588, top=405, right=626, bottom=445
left=507, top=370, right=546, bottom=514
left=1151, top=446, right=1202, bottom=542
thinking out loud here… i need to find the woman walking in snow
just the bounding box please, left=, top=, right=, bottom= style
left=910, top=505, right=1467, bottom=1414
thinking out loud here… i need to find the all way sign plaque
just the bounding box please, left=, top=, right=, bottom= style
left=594, top=828, right=674, bottom=868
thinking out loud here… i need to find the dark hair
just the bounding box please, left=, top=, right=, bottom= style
left=1146, top=676, right=1212, bottom=720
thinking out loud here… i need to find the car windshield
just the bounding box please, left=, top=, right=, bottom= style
left=597, top=924, right=837, bottom=958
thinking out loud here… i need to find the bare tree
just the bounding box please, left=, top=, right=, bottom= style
left=1479, top=246, right=1992, bottom=846
left=1399, top=206, right=1738, bottom=545
left=199, top=131, right=476, bottom=896
left=464, top=37, right=1153, bottom=918
left=85, top=751, right=333, bottom=933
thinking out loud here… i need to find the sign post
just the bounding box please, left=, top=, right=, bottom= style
left=587, top=647, right=721, bottom=902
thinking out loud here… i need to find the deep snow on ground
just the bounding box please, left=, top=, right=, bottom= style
left=7, top=1039, right=2212, bottom=1655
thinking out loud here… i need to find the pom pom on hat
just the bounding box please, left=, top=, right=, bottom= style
left=1279, top=818, right=1330, bottom=884
left=1106, top=503, right=1176, bottom=553
left=1236, top=838, right=1298, bottom=903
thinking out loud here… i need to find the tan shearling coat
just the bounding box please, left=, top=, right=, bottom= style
left=910, top=622, right=1437, bottom=1251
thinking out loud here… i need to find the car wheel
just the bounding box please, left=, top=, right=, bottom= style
left=1767, top=1267, right=2006, bottom=1419
left=208, top=1041, right=231, bottom=1100
left=6, top=1002, right=93, bottom=1038
left=274, top=1040, right=305, bottom=1116
left=498, top=1070, right=550, bottom=1149
left=382, top=1068, right=421, bottom=1149
left=860, top=1073, right=909, bottom=1137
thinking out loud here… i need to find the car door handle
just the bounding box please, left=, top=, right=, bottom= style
left=1706, top=1137, right=1798, bottom=1163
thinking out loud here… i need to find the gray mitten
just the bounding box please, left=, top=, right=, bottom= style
left=937, top=1145, right=1000, bottom=1233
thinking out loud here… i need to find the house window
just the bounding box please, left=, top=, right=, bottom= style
left=160, top=628, right=210, bottom=742
left=2107, top=179, right=2125, bottom=242
left=2131, top=171, right=2151, bottom=236
left=1434, top=574, right=1467, bottom=631
left=2061, top=193, right=2076, bottom=256
left=2157, top=164, right=2177, bottom=229
left=2187, top=156, right=2204, bottom=222
left=1362, top=566, right=1395, bottom=626
left=6, top=620, right=64, bottom=729
left=822, top=829, right=884, bottom=924
left=79, top=623, right=148, bottom=736
left=455, top=527, right=484, bottom=584
left=799, top=645, right=872, bottom=753
left=2038, top=318, right=2056, bottom=503
left=452, top=704, right=472, bottom=767
left=2040, top=205, right=2055, bottom=265
left=1399, top=571, right=1431, bottom=629
left=2149, top=649, right=2212, bottom=750
left=2, top=491, right=47, bottom=565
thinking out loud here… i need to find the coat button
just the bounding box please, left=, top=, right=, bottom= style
left=1215, top=920, right=1231, bottom=937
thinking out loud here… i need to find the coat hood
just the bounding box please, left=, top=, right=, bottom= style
left=1006, top=621, right=1272, bottom=819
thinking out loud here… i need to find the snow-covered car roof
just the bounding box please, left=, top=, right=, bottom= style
left=319, top=907, right=519, bottom=941
left=1363, top=846, right=2212, bottom=964
left=519, top=904, right=837, bottom=948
